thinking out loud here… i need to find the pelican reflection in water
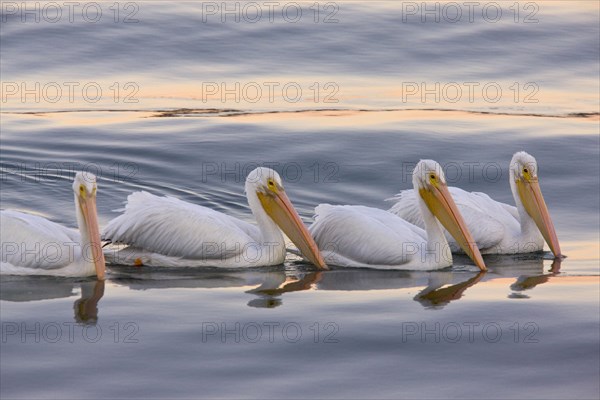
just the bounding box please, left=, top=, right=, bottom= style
left=0, top=256, right=560, bottom=315
left=0, top=277, right=105, bottom=324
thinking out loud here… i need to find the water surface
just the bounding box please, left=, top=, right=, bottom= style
left=1, top=2, right=599, bottom=399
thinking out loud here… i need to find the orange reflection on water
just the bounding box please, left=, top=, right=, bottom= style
left=561, top=241, right=600, bottom=261
left=1, top=111, right=157, bottom=127
left=228, top=109, right=599, bottom=132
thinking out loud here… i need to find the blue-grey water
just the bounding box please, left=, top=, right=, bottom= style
left=1, top=1, right=599, bottom=399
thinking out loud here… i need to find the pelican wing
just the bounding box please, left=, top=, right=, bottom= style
left=499, top=201, right=520, bottom=220
left=310, top=204, right=427, bottom=266
left=1, top=210, right=80, bottom=270
left=388, top=187, right=516, bottom=251
left=102, top=191, right=260, bottom=259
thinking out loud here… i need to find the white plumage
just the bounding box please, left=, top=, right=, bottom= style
left=1, top=173, right=106, bottom=278
left=310, top=204, right=433, bottom=269
left=2, top=210, right=79, bottom=271
left=309, top=160, right=486, bottom=271
left=389, top=152, right=561, bottom=256
left=102, top=167, right=327, bottom=269
left=389, top=187, right=517, bottom=252
left=102, top=191, right=273, bottom=267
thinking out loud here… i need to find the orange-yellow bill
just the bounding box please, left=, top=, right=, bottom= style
left=420, top=184, right=487, bottom=271
left=517, top=178, right=561, bottom=257
left=80, top=193, right=106, bottom=280
left=258, top=190, right=328, bottom=270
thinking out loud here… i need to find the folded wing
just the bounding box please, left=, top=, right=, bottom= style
left=310, top=204, right=427, bottom=266
left=102, top=191, right=260, bottom=259
left=388, top=187, right=517, bottom=252
left=1, top=210, right=80, bottom=270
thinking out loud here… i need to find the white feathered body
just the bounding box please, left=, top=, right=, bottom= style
left=309, top=204, right=454, bottom=270
left=1, top=210, right=97, bottom=277
left=388, top=187, right=544, bottom=254
left=102, top=191, right=287, bottom=268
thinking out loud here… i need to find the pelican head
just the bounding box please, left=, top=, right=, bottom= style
left=73, top=172, right=106, bottom=279
left=510, top=152, right=561, bottom=257
left=413, top=160, right=487, bottom=271
left=246, top=167, right=327, bottom=270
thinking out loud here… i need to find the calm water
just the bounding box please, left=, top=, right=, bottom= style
left=1, top=1, right=599, bottom=399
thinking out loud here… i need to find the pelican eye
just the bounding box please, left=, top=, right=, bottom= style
left=79, top=185, right=86, bottom=198
left=523, top=168, right=528, bottom=173
left=267, top=179, right=276, bottom=190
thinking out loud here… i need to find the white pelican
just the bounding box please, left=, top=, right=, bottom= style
left=1, top=173, right=106, bottom=279
left=389, top=152, right=561, bottom=257
left=309, top=160, right=487, bottom=271
left=102, top=167, right=327, bottom=269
